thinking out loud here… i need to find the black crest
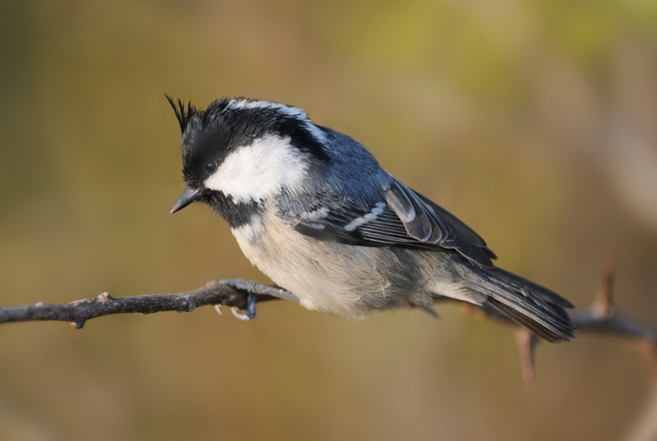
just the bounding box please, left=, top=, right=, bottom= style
left=165, top=94, right=197, bottom=133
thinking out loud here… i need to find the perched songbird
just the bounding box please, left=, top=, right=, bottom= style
left=168, top=96, right=575, bottom=342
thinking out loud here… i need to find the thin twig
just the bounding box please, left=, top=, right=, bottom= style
left=0, top=267, right=654, bottom=383
left=432, top=263, right=656, bottom=385
left=0, top=281, right=278, bottom=329
left=516, top=329, right=539, bottom=390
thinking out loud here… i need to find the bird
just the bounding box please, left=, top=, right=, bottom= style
left=167, top=96, right=575, bottom=342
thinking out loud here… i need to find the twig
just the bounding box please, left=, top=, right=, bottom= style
left=524, top=263, right=654, bottom=386
left=0, top=266, right=654, bottom=386
left=0, top=281, right=279, bottom=329
left=567, top=262, right=655, bottom=343
left=430, top=263, right=656, bottom=387
left=516, top=330, right=539, bottom=390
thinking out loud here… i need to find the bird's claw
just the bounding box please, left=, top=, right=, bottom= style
left=231, top=293, right=257, bottom=320
left=217, top=279, right=299, bottom=321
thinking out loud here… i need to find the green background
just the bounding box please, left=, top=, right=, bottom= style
left=1, top=0, right=656, bottom=440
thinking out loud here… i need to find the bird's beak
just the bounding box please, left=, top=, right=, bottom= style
left=170, top=187, right=200, bottom=214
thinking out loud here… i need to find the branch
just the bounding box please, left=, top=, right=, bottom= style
left=0, top=265, right=654, bottom=386
left=473, top=262, right=656, bottom=386
left=0, top=280, right=282, bottom=329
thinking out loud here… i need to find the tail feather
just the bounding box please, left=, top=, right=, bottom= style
left=487, top=298, right=572, bottom=342
left=493, top=267, right=575, bottom=309
left=465, top=267, right=576, bottom=342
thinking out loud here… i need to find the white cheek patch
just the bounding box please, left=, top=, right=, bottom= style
left=203, top=134, right=309, bottom=203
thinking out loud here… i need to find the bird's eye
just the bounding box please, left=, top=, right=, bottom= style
left=205, top=161, right=217, bottom=173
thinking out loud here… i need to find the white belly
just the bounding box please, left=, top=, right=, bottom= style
left=231, top=213, right=404, bottom=316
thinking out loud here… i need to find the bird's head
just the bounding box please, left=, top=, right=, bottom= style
left=167, top=96, right=329, bottom=215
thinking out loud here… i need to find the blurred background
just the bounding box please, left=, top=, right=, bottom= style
left=1, top=0, right=656, bottom=440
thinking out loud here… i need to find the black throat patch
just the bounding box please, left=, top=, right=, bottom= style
left=201, top=191, right=262, bottom=229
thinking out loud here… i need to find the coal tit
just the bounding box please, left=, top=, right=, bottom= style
left=168, top=96, right=575, bottom=342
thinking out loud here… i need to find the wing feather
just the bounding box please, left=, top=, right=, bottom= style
left=290, top=178, right=495, bottom=267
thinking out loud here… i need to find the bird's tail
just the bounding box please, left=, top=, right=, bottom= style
left=468, top=267, right=576, bottom=342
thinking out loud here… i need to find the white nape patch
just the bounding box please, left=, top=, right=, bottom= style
left=204, top=134, right=309, bottom=203
left=227, top=99, right=326, bottom=143
left=343, top=203, right=387, bottom=232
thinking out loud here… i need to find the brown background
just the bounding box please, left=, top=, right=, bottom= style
left=1, top=1, right=656, bottom=440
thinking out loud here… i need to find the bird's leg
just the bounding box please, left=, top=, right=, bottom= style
left=219, top=279, right=300, bottom=320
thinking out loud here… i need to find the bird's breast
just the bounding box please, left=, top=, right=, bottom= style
left=230, top=212, right=420, bottom=315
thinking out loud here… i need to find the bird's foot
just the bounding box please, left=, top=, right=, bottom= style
left=230, top=292, right=257, bottom=321
left=218, top=279, right=300, bottom=321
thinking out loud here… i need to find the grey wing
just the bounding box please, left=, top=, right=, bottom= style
left=290, top=178, right=496, bottom=267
